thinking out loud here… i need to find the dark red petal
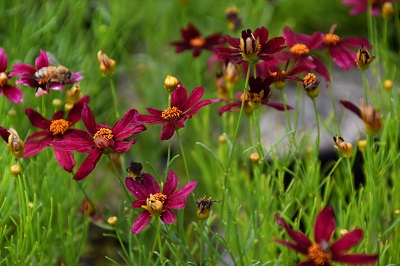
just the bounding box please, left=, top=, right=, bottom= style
left=265, top=102, right=293, bottom=111
left=138, top=113, right=164, bottom=124
left=262, top=37, right=286, bottom=54
left=298, top=261, right=315, bottom=266
left=141, top=173, right=160, bottom=194
left=66, top=95, right=89, bottom=125
left=131, top=199, right=146, bottom=208
left=171, top=84, right=187, bottom=109
left=54, top=149, right=75, bottom=172
left=308, top=32, right=324, bottom=50
left=112, top=139, right=136, bottom=153
left=314, top=206, right=335, bottom=244
left=0, top=48, right=7, bottom=71
left=25, top=131, right=49, bottom=142
left=21, top=136, right=53, bottom=157
left=182, top=86, right=204, bottom=111
left=81, top=104, right=98, bottom=135
left=218, top=101, right=241, bottom=115
left=275, top=214, right=312, bottom=254
left=340, top=37, right=371, bottom=49
left=225, top=35, right=240, bottom=47
left=274, top=239, right=309, bottom=255
left=167, top=181, right=197, bottom=210
left=339, top=100, right=362, bottom=118
left=0, top=126, right=10, bottom=142
left=310, top=55, right=331, bottom=82
left=52, top=110, right=64, bottom=120
left=160, top=122, right=176, bottom=140
left=131, top=211, right=152, bottom=234
left=112, top=109, right=137, bottom=139
left=334, top=254, right=378, bottom=264
left=254, top=26, right=269, bottom=43
left=184, top=100, right=212, bottom=118
left=283, top=27, right=298, bottom=47
left=125, top=177, right=151, bottom=200
left=10, top=63, right=36, bottom=76
left=25, top=108, right=51, bottom=129
left=35, top=50, right=50, bottom=69
left=329, top=46, right=356, bottom=70
left=3, top=85, right=23, bottom=104
left=160, top=208, right=176, bottom=224
left=51, top=136, right=93, bottom=153
left=163, top=171, right=178, bottom=196
left=330, top=229, right=363, bottom=255
left=73, top=149, right=102, bottom=180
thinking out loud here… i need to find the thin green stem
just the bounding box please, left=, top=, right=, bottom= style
left=345, top=157, right=355, bottom=202
left=176, top=129, right=190, bottom=180
left=106, top=154, right=132, bottom=202
left=311, top=97, right=320, bottom=152
left=361, top=70, right=368, bottom=104
left=108, top=76, right=120, bottom=119
left=252, top=108, right=265, bottom=158
left=199, top=220, right=204, bottom=266
left=156, top=218, right=164, bottom=263
left=75, top=181, right=106, bottom=221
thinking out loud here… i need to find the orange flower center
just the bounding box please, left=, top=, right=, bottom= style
left=142, top=193, right=167, bottom=215
left=303, top=73, right=318, bottom=87
left=323, top=33, right=340, bottom=46
left=308, top=244, right=332, bottom=265
left=0, top=72, right=9, bottom=87
left=161, top=106, right=182, bottom=121
left=50, top=119, right=70, bottom=135
left=290, top=43, right=309, bottom=56
left=93, top=127, right=113, bottom=149
left=190, top=37, right=206, bottom=47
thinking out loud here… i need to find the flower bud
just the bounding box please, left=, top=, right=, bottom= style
left=395, top=209, right=400, bottom=215
left=107, top=216, right=118, bottom=226
left=358, top=139, right=367, bottom=151
left=66, top=82, right=81, bottom=104
left=249, top=152, right=260, bottom=164
left=97, top=50, right=116, bottom=76
left=382, top=2, right=394, bottom=19
left=8, top=128, right=24, bottom=159
left=303, top=73, right=320, bottom=98
left=333, top=135, right=353, bottom=158
left=360, top=99, right=383, bottom=136
left=218, top=134, right=227, bottom=144
left=196, top=196, right=221, bottom=220
left=8, top=109, right=17, bottom=117
left=339, top=229, right=348, bottom=237
left=383, top=79, right=393, bottom=92
left=11, top=164, right=20, bottom=176
left=356, top=45, right=375, bottom=71
left=164, top=75, right=179, bottom=92
left=52, top=98, right=62, bottom=108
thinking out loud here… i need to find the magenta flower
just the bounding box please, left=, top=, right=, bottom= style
left=281, top=27, right=330, bottom=82
left=318, top=24, right=371, bottom=70
left=21, top=95, right=90, bottom=172
left=342, top=0, right=397, bottom=16
left=51, top=104, right=146, bottom=180
left=10, top=50, right=82, bottom=96
left=0, top=48, right=23, bottom=103
left=215, top=26, right=286, bottom=65
left=125, top=170, right=197, bottom=234
left=275, top=206, right=378, bottom=265
left=170, top=23, right=226, bottom=58
left=138, top=83, right=212, bottom=140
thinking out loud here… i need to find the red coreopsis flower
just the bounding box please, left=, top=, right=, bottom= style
left=218, top=76, right=293, bottom=115
left=281, top=27, right=330, bottom=83
left=0, top=48, right=23, bottom=103
left=275, top=206, right=379, bottom=265
left=318, top=24, right=371, bottom=70
left=170, top=23, right=226, bottom=58
left=10, top=50, right=82, bottom=96
left=125, top=170, right=197, bottom=234
left=215, top=26, right=286, bottom=65
left=21, top=95, right=90, bottom=172
left=342, top=0, right=397, bottom=16
left=138, top=83, right=212, bottom=140
left=51, top=104, right=146, bottom=180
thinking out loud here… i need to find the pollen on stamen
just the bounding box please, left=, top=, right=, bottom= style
left=190, top=37, right=206, bottom=47
left=307, top=244, right=332, bottom=265
left=161, top=106, right=183, bottom=121
left=0, top=72, right=9, bottom=87
left=153, top=193, right=168, bottom=203
left=290, top=43, right=310, bottom=56
left=93, top=128, right=113, bottom=140
left=49, top=119, right=70, bottom=135
left=324, top=33, right=340, bottom=46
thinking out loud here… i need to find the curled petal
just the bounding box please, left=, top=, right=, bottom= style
left=131, top=211, right=152, bottom=234
left=340, top=100, right=362, bottom=118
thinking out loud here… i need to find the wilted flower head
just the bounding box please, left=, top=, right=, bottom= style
left=196, top=196, right=221, bottom=220
left=333, top=135, right=353, bottom=158
left=0, top=48, right=23, bottom=103
left=125, top=170, right=197, bottom=234
left=97, top=50, right=116, bottom=76
left=275, top=206, right=379, bottom=265
left=356, top=45, right=376, bottom=70
left=170, top=23, right=225, bottom=58
left=215, top=26, right=286, bottom=65
left=0, top=127, right=24, bottom=160
left=340, top=99, right=383, bottom=136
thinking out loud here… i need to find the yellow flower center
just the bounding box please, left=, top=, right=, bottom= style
left=0, top=72, right=9, bottom=87
left=323, top=33, right=340, bottom=46
left=290, top=43, right=310, bottom=56
left=161, top=106, right=183, bottom=121
left=93, top=127, right=113, bottom=149
left=49, top=119, right=70, bottom=135
left=303, top=73, right=318, bottom=87
left=142, top=193, right=167, bottom=215
left=190, top=37, right=206, bottom=47
left=308, top=244, right=332, bottom=265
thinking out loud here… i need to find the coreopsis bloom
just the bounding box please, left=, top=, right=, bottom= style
left=21, top=95, right=90, bottom=172
left=138, top=83, right=212, bottom=140
left=0, top=127, right=24, bottom=160
left=0, top=48, right=23, bottom=103
left=356, top=45, right=376, bottom=70
left=340, top=99, right=383, bottom=136
left=319, top=24, right=371, bottom=70
left=275, top=206, right=379, bottom=265
left=196, top=196, right=221, bottom=220
left=215, top=26, right=286, bottom=65
left=282, top=27, right=330, bottom=82
left=170, top=23, right=226, bottom=58
left=333, top=135, right=353, bottom=158
left=342, top=0, right=397, bottom=16
left=246, top=76, right=274, bottom=109
left=10, top=50, right=82, bottom=96
left=125, top=170, right=197, bottom=234
left=51, top=103, right=146, bottom=180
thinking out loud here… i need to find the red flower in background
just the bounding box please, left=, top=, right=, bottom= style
left=51, top=104, right=146, bottom=180
left=125, top=170, right=197, bottom=234
left=0, top=48, right=22, bottom=103
left=170, top=23, right=226, bottom=57
left=342, top=0, right=397, bottom=16
left=275, top=206, right=378, bottom=265
left=138, top=83, right=212, bottom=140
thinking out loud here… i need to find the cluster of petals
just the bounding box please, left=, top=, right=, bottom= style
left=0, top=48, right=22, bottom=103
left=125, top=170, right=197, bottom=234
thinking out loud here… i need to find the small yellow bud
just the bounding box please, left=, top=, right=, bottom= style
left=164, top=75, right=179, bottom=92
left=382, top=2, right=394, bottom=19
left=64, top=103, right=73, bottom=112
left=52, top=98, right=62, bottom=108
left=333, top=135, right=353, bottom=158
left=11, top=164, right=20, bottom=176
left=394, top=209, right=400, bottom=215
left=97, top=50, right=116, bottom=76
left=66, top=82, right=81, bottom=104
left=356, top=45, right=375, bottom=71
left=28, top=202, right=34, bottom=209
left=383, top=79, right=393, bottom=91
left=196, top=196, right=221, bottom=220
left=218, top=134, right=226, bottom=144
left=8, top=109, right=17, bottom=117
left=339, top=229, right=348, bottom=237
left=358, top=139, right=367, bottom=151
left=107, top=216, right=118, bottom=226
left=249, top=152, right=260, bottom=164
